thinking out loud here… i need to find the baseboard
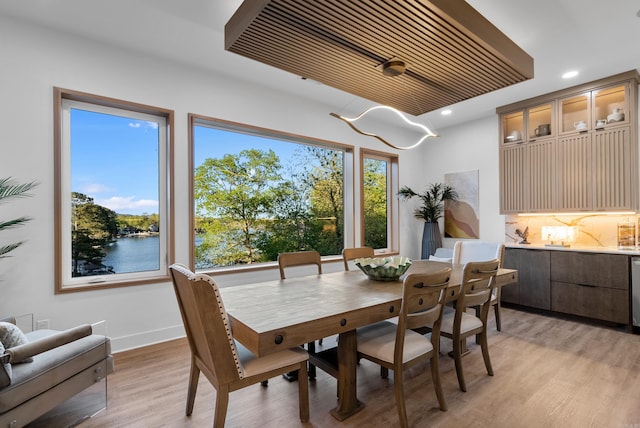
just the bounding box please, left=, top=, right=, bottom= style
left=110, top=324, right=185, bottom=353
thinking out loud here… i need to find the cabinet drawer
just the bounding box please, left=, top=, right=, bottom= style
left=550, top=251, right=629, bottom=289
left=551, top=281, right=629, bottom=324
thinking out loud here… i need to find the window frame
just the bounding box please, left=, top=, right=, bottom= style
left=360, top=148, right=399, bottom=253
left=54, top=87, right=175, bottom=293
left=188, top=114, right=355, bottom=273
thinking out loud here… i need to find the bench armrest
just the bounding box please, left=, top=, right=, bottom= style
left=1, top=324, right=92, bottom=364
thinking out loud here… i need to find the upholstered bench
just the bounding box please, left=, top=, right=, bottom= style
left=0, top=317, right=113, bottom=427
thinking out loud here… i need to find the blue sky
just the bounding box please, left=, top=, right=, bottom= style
left=71, top=108, right=160, bottom=215
left=71, top=109, right=303, bottom=215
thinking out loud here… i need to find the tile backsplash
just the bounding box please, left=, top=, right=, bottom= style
left=505, top=214, right=640, bottom=247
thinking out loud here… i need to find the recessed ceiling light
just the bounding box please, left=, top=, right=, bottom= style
left=441, top=109, right=452, bottom=116
left=562, top=70, right=579, bottom=79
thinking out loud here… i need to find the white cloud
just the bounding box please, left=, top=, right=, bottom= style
left=95, top=196, right=158, bottom=214
left=128, top=121, right=158, bottom=130
left=82, top=183, right=112, bottom=194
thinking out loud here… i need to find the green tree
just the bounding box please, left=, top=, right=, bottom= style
left=194, top=149, right=281, bottom=265
left=363, top=158, right=387, bottom=249
left=71, top=192, right=118, bottom=275
left=301, top=147, right=344, bottom=255
left=256, top=177, right=313, bottom=260
left=0, top=177, right=38, bottom=259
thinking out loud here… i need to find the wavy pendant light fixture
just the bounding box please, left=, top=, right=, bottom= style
left=330, top=58, right=438, bottom=150
left=330, top=105, right=438, bottom=150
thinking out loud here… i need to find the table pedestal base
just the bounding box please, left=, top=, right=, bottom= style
left=330, top=329, right=365, bottom=420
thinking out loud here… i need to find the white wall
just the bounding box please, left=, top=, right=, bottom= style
left=0, top=17, right=503, bottom=351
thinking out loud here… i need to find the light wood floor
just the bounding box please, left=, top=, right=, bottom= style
left=82, top=307, right=640, bottom=428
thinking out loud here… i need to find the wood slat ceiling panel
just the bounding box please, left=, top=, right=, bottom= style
left=226, top=0, right=533, bottom=116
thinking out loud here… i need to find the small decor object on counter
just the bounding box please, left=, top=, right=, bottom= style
left=542, top=225, right=577, bottom=247
left=617, top=221, right=636, bottom=249
left=354, top=256, right=412, bottom=281
left=515, top=227, right=530, bottom=244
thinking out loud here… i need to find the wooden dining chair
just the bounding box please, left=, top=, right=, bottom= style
left=277, top=250, right=323, bottom=379
left=277, top=250, right=322, bottom=279
left=452, top=241, right=505, bottom=331
left=356, top=267, right=452, bottom=428
left=341, top=246, right=375, bottom=270
left=440, top=259, right=499, bottom=392
left=169, top=264, right=310, bottom=427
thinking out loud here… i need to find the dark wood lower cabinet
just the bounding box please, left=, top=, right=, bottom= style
left=551, top=281, right=629, bottom=324
left=550, top=251, right=630, bottom=325
left=503, top=247, right=631, bottom=326
left=502, top=248, right=550, bottom=309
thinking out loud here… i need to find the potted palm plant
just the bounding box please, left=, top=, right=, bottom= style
left=398, top=182, right=458, bottom=259
left=1, top=177, right=38, bottom=259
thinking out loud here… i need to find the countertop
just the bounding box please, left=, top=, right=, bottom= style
left=505, top=243, right=640, bottom=256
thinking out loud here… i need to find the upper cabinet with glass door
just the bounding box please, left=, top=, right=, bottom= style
left=501, top=111, right=524, bottom=145
left=527, top=102, right=554, bottom=140
left=501, top=102, right=554, bottom=145
left=593, top=84, right=628, bottom=128
left=559, top=83, right=628, bottom=134
left=559, top=92, right=590, bottom=134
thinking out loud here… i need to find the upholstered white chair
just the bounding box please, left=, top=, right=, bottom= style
left=452, top=241, right=505, bottom=330
left=428, top=247, right=454, bottom=262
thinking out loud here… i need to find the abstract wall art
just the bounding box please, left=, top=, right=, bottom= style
left=444, top=170, right=480, bottom=238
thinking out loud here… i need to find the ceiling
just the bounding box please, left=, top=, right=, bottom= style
left=225, top=0, right=533, bottom=116
left=1, top=0, right=639, bottom=131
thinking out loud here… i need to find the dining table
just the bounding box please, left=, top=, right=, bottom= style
left=219, top=260, right=518, bottom=421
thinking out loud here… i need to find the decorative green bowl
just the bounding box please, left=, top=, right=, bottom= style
left=354, top=256, right=412, bottom=281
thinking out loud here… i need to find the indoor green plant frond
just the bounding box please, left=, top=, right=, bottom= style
left=0, top=177, right=39, bottom=258
left=398, top=182, right=458, bottom=259
left=398, top=182, right=458, bottom=223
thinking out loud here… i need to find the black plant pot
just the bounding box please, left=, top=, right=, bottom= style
left=421, top=222, right=442, bottom=259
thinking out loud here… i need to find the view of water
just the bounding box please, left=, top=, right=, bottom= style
left=103, top=235, right=160, bottom=273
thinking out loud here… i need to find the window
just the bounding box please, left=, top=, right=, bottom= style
left=361, top=149, right=399, bottom=252
left=190, top=115, right=353, bottom=270
left=54, top=88, right=174, bottom=292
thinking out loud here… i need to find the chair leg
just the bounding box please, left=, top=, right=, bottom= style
left=307, top=341, right=317, bottom=380
left=430, top=354, right=447, bottom=411
left=453, top=337, right=467, bottom=392
left=494, top=302, right=502, bottom=331
left=213, top=386, right=229, bottom=428
left=479, top=329, right=494, bottom=376
left=380, top=366, right=389, bottom=379
left=475, top=306, right=481, bottom=344
left=393, top=367, right=409, bottom=428
left=298, top=361, right=310, bottom=422
left=186, top=358, right=200, bottom=416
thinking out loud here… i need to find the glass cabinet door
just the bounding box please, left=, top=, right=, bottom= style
left=593, top=84, right=627, bottom=128
left=502, top=111, right=524, bottom=144
left=560, top=93, right=590, bottom=133
left=527, top=102, right=553, bottom=140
